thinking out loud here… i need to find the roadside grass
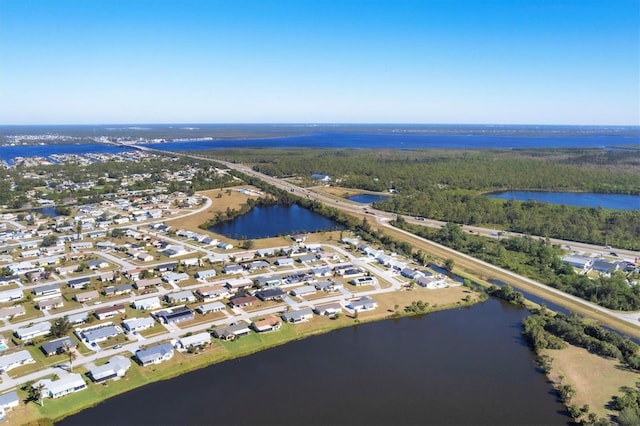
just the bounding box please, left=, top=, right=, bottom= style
left=138, top=322, right=167, bottom=338
left=543, top=344, right=640, bottom=419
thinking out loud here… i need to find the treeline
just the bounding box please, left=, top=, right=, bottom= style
left=378, top=190, right=640, bottom=250
left=486, top=284, right=526, bottom=306
left=393, top=221, right=640, bottom=311
left=522, top=311, right=640, bottom=370
left=201, top=148, right=640, bottom=249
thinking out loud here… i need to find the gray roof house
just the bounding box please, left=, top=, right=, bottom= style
left=213, top=322, right=251, bottom=340
left=135, top=343, right=174, bottom=366
left=0, top=391, right=19, bottom=419
left=88, top=355, right=131, bottom=383
left=41, top=336, right=77, bottom=356
left=281, top=307, right=314, bottom=323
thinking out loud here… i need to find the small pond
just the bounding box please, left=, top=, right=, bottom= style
left=209, top=204, right=344, bottom=239
left=346, top=193, right=389, bottom=204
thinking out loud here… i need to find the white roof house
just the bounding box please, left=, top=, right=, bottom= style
left=176, top=331, right=211, bottom=350
left=0, top=350, right=35, bottom=373
left=195, top=269, right=217, bottom=280
left=0, top=288, right=23, bottom=303
left=88, top=355, right=131, bottom=383
left=122, top=316, right=156, bottom=333
left=15, top=322, right=51, bottom=341
left=196, top=301, right=226, bottom=314
left=34, top=373, right=87, bottom=399
left=165, top=290, right=196, bottom=304
left=132, top=296, right=162, bottom=311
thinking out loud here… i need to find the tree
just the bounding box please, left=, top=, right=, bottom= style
left=444, top=258, right=455, bottom=272
left=50, top=316, right=71, bottom=338
left=40, top=235, right=58, bottom=247
left=30, top=383, right=46, bottom=406
left=63, top=342, right=77, bottom=372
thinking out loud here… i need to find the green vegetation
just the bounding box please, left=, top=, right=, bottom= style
left=199, top=148, right=640, bottom=249
left=610, top=383, right=640, bottom=426
left=395, top=221, right=640, bottom=311
left=522, top=311, right=640, bottom=371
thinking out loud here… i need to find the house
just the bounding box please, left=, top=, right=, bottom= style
left=208, top=253, right=230, bottom=264
left=195, top=284, right=230, bottom=301
left=216, top=242, right=233, bottom=250
left=162, top=272, right=190, bottom=285
left=67, top=277, right=91, bottom=289
left=75, top=290, right=99, bottom=302
left=341, top=268, right=365, bottom=279
left=37, top=297, right=64, bottom=311
left=32, top=283, right=61, bottom=297
left=41, top=336, right=77, bottom=357
left=591, top=259, right=620, bottom=275
left=315, top=280, right=341, bottom=292
left=122, top=317, right=156, bottom=333
left=175, top=331, right=211, bottom=350
left=33, top=373, right=87, bottom=399
left=103, top=284, right=133, bottom=296
left=195, top=269, right=217, bottom=281
left=0, top=288, right=23, bottom=303
left=56, top=264, right=79, bottom=275
left=224, top=278, right=253, bottom=292
left=312, top=266, right=332, bottom=277
left=67, top=312, right=88, bottom=325
left=135, top=343, right=174, bottom=366
left=350, top=276, right=377, bottom=287
left=0, top=350, right=36, bottom=372
left=154, top=262, right=177, bottom=272
left=562, top=255, right=594, bottom=272
left=15, top=322, right=52, bottom=341
left=314, top=302, right=343, bottom=316
left=132, top=297, right=162, bottom=311
left=153, top=306, right=194, bottom=324
left=94, top=304, right=126, bottom=320
left=291, top=233, right=308, bottom=243
left=229, top=295, right=259, bottom=308
left=256, top=248, right=275, bottom=257
left=78, top=324, right=121, bottom=345
left=401, top=268, right=425, bottom=280
left=88, top=355, right=131, bottom=383
left=244, top=260, right=270, bottom=271
left=255, top=287, right=285, bottom=301
left=0, top=391, right=20, bottom=419
left=417, top=275, right=448, bottom=289
left=275, top=257, right=294, bottom=267
left=254, top=276, right=282, bottom=287
left=281, top=307, right=314, bottom=323
left=87, top=259, right=109, bottom=270
left=196, top=301, right=226, bottom=314
left=162, top=245, right=188, bottom=257
left=223, top=264, right=244, bottom=274
left=290, top=285, right=317, bottom=297
left=134, top=277, right=163, bottom=290
left=347, top=296, right=378, bottom=312
left=0, top=305, right=26, bottom=320
left=297, top=254, right=318, bottom=264
left=0, top=275, right=21, bottom=286
left=165, top=290, right=196, bottom=304
left=213, top=322, right=251, bottom=340
left=251, top=314, right=282, bottom=333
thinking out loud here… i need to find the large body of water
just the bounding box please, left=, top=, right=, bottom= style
left=489, top=191, right=640, bottom=210
left=209, top=204, right=343, bottom=239
left=60, top=299, right=569, bottom=426
left=1, top=127, right=638, bottom=164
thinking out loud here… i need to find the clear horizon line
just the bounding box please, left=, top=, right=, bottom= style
left=1, top=122, right=639, bottom=128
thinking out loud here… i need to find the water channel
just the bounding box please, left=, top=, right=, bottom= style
left=60, top=299, right=569, bottom=425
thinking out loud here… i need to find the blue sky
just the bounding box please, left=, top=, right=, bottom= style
left=1, top=0, right=638, bottom=125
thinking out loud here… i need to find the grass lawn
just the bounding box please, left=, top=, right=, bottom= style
left=138, top=323, right=168, bottom=338
left=543, top=345, right=640, bottom=419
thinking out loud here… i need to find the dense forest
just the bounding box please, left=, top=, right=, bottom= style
left=196, top=148, right=640, bottom=249
left=394, top=220, right=640, bottom=311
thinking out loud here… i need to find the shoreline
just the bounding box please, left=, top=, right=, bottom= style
left=15, top=289, right=484, bottom=425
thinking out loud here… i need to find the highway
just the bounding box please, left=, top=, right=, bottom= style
left=147, top=149, right=640, bottom=333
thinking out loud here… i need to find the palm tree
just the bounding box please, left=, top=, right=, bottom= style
left=63, top=342, right=77, bottom=372
left=31, top=383, right=46, bottom=406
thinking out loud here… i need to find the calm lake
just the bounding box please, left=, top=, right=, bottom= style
left=488, top=191, right=640, bottom=210
left=209, top=204, right=344, bottom=239
left=346, top=193, right=389, bottom=204
left=60, top=299, right=569, bottom=426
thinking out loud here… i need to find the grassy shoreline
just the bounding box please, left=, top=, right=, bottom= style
left=13, top=287, right=482, bottom=425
